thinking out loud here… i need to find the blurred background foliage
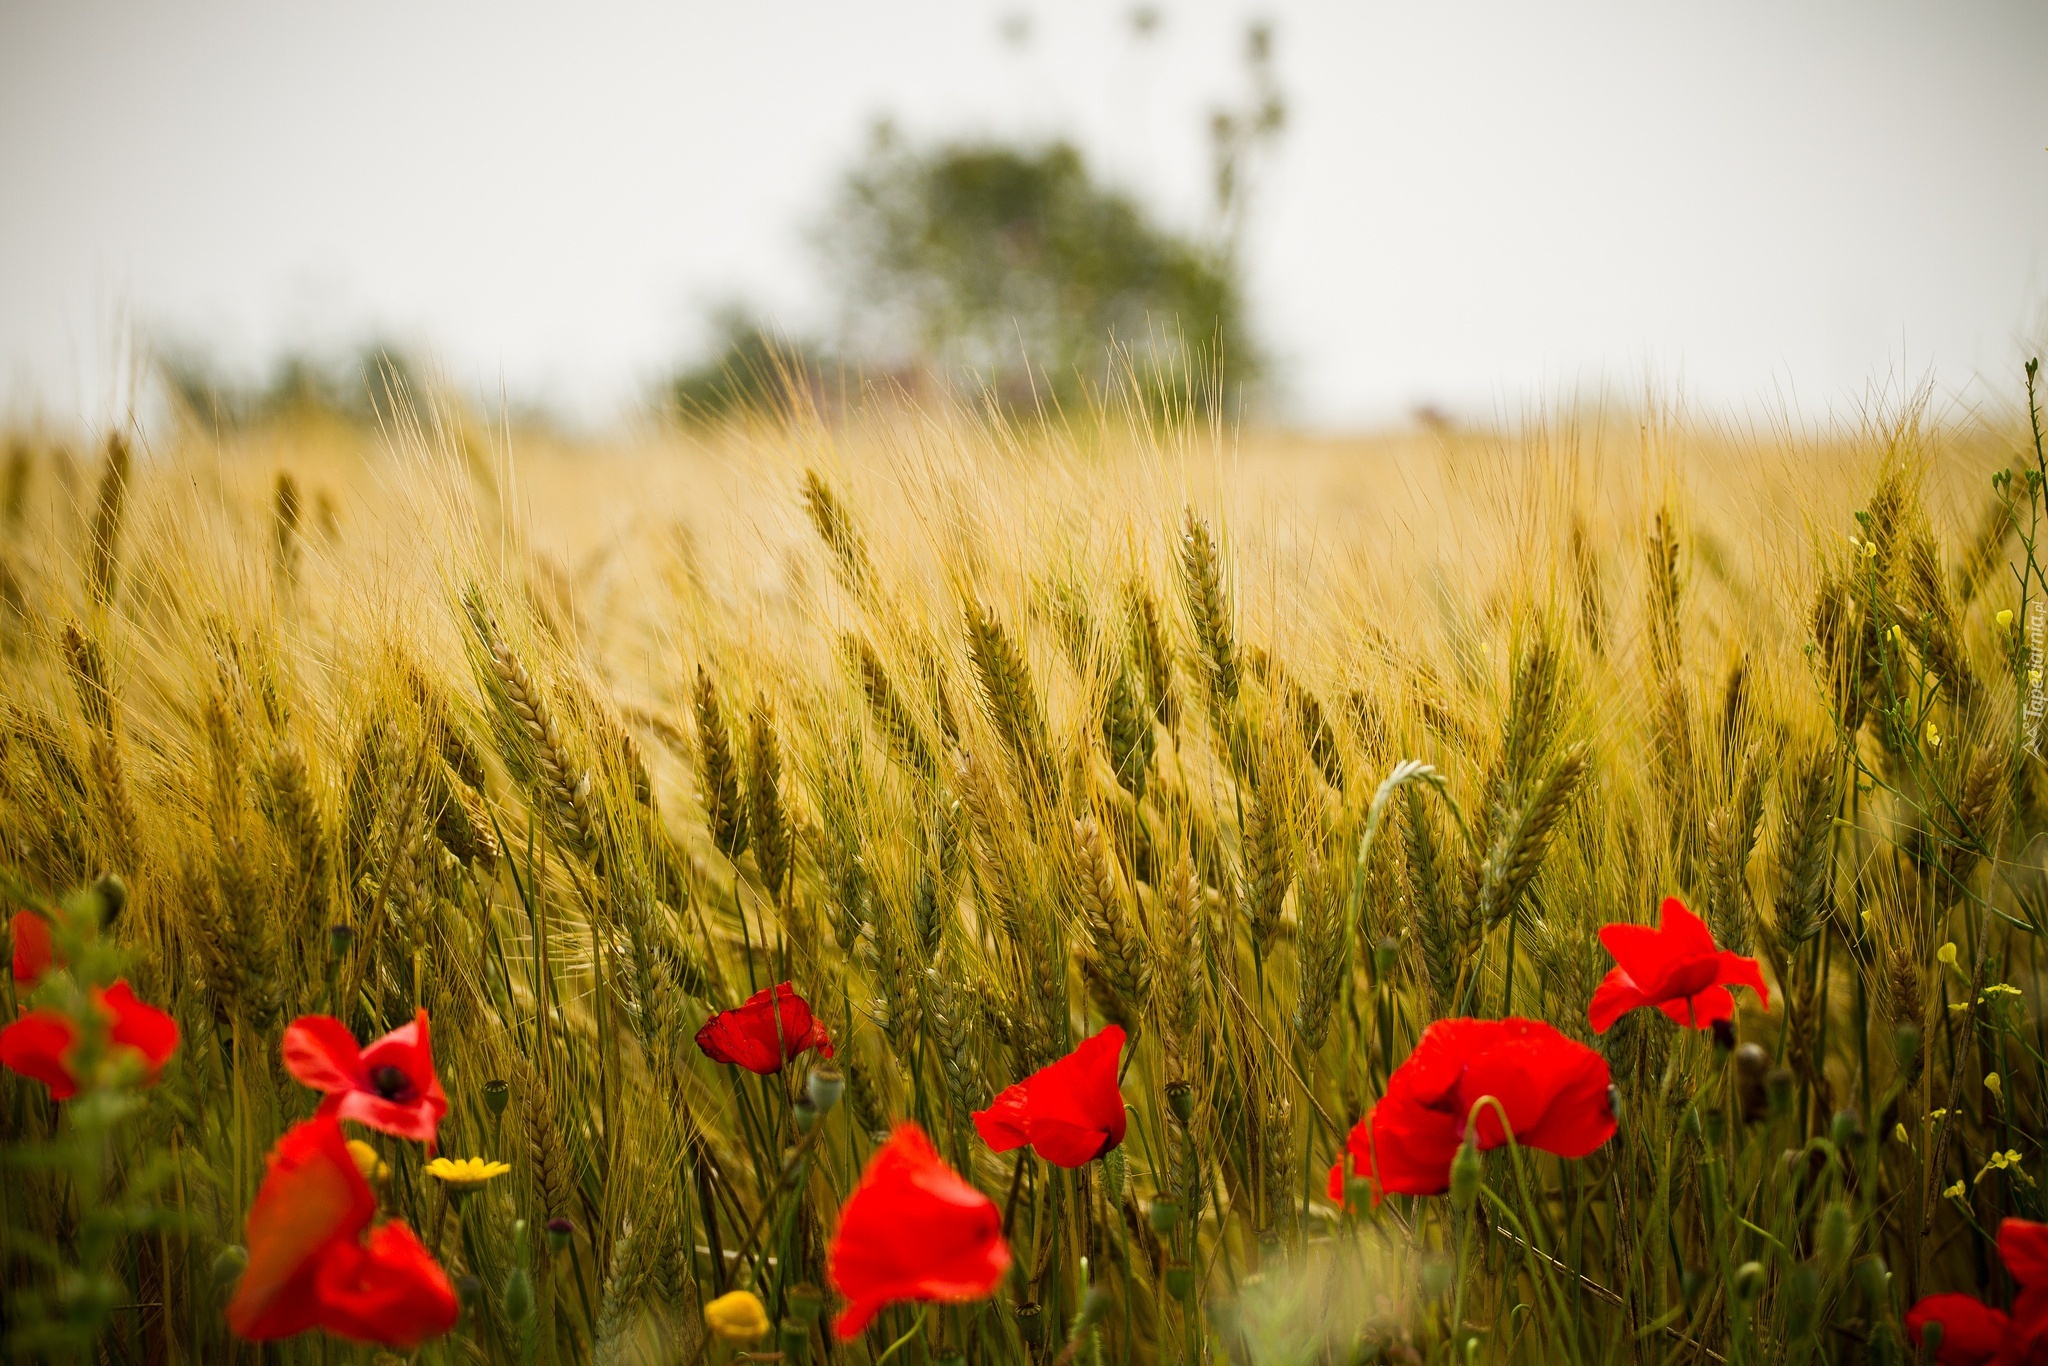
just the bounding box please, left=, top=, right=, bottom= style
left=663, top=16, right=1285, bottom=427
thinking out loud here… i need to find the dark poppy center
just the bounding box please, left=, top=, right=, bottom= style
left=369, top=1064, right=414, bottom=1101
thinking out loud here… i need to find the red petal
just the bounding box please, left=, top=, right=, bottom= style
left=1586, top=968, right=1649, bottom=1033
left=1657, top=898, right=1718, bottom=955
left=971, top=1083, right=1031, bottom=1153
left=282, top=1016, right=367, bottom=1093
left=2001, top=1218, right=2048, bottom=1285
left=228, top=1117, right=377, bottom=1341
left=1367, top=1089, right=1462, bottom=1196
left=1905, top=1293, right=2008, bottom=1365
left=1396, top=1018, right=1508, bottom=1108
left=0, top=1009, right=80, bottom=1100
left=697, top=984, right=830, bottom=1074
left=991, top=1026, right=1126, bottom=1167
left=101, top=982, right=179, bottom=1079
left=10, top=909, right=55, bottom=986
left=1328, top=1114, right=1374, bottom=1204
left=1712, top=951, right=1771, bottom=1011
left=355, top=1012, right=448, bottom=1147
left=1654, top=986, right=1734, bottom=1029
left=1457, top=1019, right=1614, bottom=1158
left=828, top=1123, right=1010, bottom=1339
left=313, top=1221, right=460, bottom=1348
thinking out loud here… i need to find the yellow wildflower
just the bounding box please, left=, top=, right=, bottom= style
left=1999, top=609, right=2015, bottom=628
left=1865, top=540, right=1879, bottom=558
left=1931, top=1108, right=1949, bottom=1121
left=347, top=1139, right=390, bottom=1183
left=1976, top=1150, right=2033, bottom=1186
left=1894, top=1123, right=1910, bottom=1145
left=1984, top=983, right=2024, bottom=999
left=425, top=1157, right=512, bottom=1191
left=1987, top=1072, right=2004, bottom=1098
left=1925, top=719, right=1941, bottom=749
left=705, top=1290, right=770, bottom=1342
left=1944, top=1180, right=1967, bottom=1200
left=1937, top=942, right=1958, bottom=967
left=2033, top=668, right=2043, bottom=687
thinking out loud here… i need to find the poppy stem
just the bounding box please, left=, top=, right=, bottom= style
left=870, top=1307, right=927, bottom=1366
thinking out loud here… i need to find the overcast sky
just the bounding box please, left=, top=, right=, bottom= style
left=2, top=0, right=2045, bottom=431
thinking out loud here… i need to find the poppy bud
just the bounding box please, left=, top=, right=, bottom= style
left=1854, top=1254, right=1890, bottom=1312
left=1732, top=1261, right=1766, bottom=1302
left=1373, top=937, right=1399, bottom=981
left=1103, top=1145, right=1127, bottom=1200
left=1734, top=1044, right=1770, bottom=1122
left=1710, top=1017, right=1737, bottom=1056
left=782, top=1319, right=813, bottom=1366
left=93, top=874, right=126, bottom=930
left=793, top=1095, right=821, bottom=1134
left=1920, top=1320, right=1945, bottom=1356
left=1449, top=1135, right=1482, bottom=1213
left=545, top=1218, right=575, bottom=1255
left=327, top=922, right=355, bottom=958
left=1164, top=1264, right=1196, bottom=1302
left=1831, top=1109, right=1864, bottom=1151
left=484, top=1078, right=510, bottom=1117
left=1765, top=1066, right=1796, bottom=1119
left=705, top=1289, right=770, bottom=1343
left=456, top=1273, right=484, bottom=1312
left=503, top=1268, right=534, bottom=1328
left=1893, top=1023, right=1922, bottom=1080
left=1166, top=1081, right=1195, bottom=1126
left=1819, top=1201, right=1851, bottom=1267
left=1148, top=1198, right=1182, bottom=1234
left=1015, top=1301, right=1046, bottom=1341
left=211, top=1243, right=248, bottom=1292
left=785, top=1282, right=825, bottom=1325
left=807, top=1063, right=845, bottom=1115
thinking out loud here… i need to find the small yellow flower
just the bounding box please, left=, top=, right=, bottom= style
left=2033, top=668, right=2043, bottom=687
left=1925, top=719, right=1942, bottom=749
left=347, top=1139, right=390, bottom=1183
left=1986, top=1072, right=2004, bottom=1098
left=1937, top=942, right=1959, bottom=967
left=1976, top=1149, right=2032, bottom=1185
left=705, top=1289, right=770, bottom=1342
left=1931, top=1108, right=1949, bottom=1122
left=1864, top=540, right=1880, bottom=559
left=425, top=1157, right=511, bottom=1191
left=1890, top=624, right=1906, bottom=646
left=1999, top=609, right=2015, bottom=628
left=1984, top=983, right=2023, bottom=999
left=1944, top=1180, right=1967, bottom=1200
left=1894, top=1123, right=1910, bottom=1145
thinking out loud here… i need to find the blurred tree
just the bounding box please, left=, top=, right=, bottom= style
left=820, top=130, right=1255, bottom=417
left=663, top=307, right=827, bottom=423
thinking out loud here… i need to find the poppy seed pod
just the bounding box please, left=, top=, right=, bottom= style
left=807, top=1062, right=845, bottom=1115
left=483, top=1079, right=510, bottom=1118
left=1710, top=1017, right=1737, bottom=1056
left=1765, top=1066, right=1796, bottom=1120
left=793, top=1095, right=821, bottom=1134
left=212, top=1243, right=249, bottom=1289
left=1148, top=1198, right=1182, bottom=1234
left=1015, top=1301, right=1046, bottom=1341
left=1373, top=937, right=1399, bottom=981
left=1732, top=1261, right=1766, bottom=1302
left=545, top=1218, right=575, bottom=1255
left=1734, top=1044, right=1771, bottom=1122
left=785, top=1282, right=824, bottom=1324
left=1164, top=1263, right=1196, bottom=1302
left=327, top=923, right=355, bottom=958
left=1831, top=1109, right=1864, bottom=1151
left=1166, top=1081, right=1196, bottom=1125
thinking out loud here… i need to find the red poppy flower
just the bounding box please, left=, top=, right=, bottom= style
left=827, top=1122, right=1011, bottom=1339
left=0, top=980, right=179, bottom=1101
left=282, top=1011, right=448, bottom=1147
left=1587, top=897, right=1769, bottom=1033
left=694, top=982, right=834, bottom=1075
left=973, top=1025, right=1126, bottom=1167
left=1904, top=1293, right=2008, bottom=1366
left=10, top=909, right=55, bottom=987
left=2000, top=1218, right=2048, bottom=1365
left=228, top=1115, right=458, bottom=1348
left=1326, top=1017, right=1615, bottom=1202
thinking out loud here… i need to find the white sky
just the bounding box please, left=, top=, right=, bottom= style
left=2, top=0, right=2045, bottom=430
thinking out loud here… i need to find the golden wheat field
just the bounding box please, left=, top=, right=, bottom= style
left=3, top=377, right=2047, bottom=1366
